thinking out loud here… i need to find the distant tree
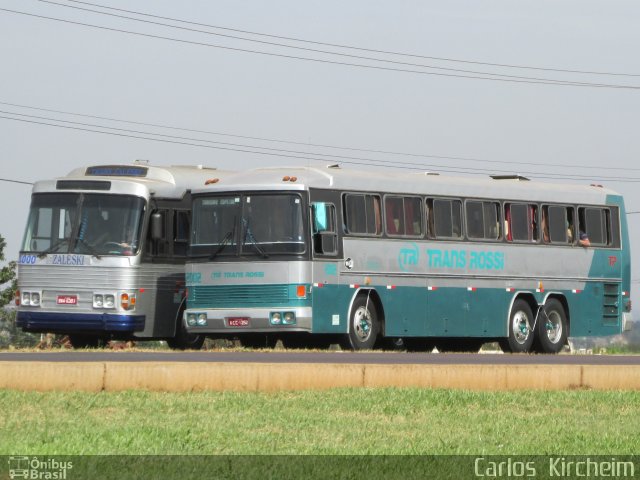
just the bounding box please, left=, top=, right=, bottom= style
left=0, top=234, right=37, bottom=348
left=0, top=235, right=17, bottom=306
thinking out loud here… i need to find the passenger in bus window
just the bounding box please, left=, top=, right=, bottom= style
left=578, top=231, right=590, bottom=247
left=541, top=208, right=550, bottom=243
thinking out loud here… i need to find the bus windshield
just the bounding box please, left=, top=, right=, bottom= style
left=21, top=193, right=145, bottom=256
left=191, top=193, right=306, bottom=257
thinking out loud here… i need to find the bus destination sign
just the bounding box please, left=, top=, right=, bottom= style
left=85, top=166, right=149, bottom=177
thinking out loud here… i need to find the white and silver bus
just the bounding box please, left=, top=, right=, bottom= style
left=17, top=162, right=230, bottom=349
left=184, top=166, right=632, bottom=353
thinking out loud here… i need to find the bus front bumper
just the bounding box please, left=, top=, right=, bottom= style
left=16, top=311, right=145, bottom=334
left=184, top=307, right=312, bottom=334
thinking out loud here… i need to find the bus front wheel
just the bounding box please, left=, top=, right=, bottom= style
left=341, top=294, right=380, bottom=350
left=501, top=299, right=535, bottom=353
left=536, top=299, right=567, bottom=354
left=167, top=308, right=205, bottom=350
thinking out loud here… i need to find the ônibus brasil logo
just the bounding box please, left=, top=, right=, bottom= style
left=8, top=457, right=73, bottom=479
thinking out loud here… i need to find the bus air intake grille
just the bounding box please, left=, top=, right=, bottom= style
left=189, top=284, right=289, bottom=308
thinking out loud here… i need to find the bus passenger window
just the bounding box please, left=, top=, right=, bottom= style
left=429, top=198, right=462, bottom=239
left=466, top=201, right=500, bottom=241
left=545, top=205, right=571, bottom=244
left=344, top=194, right=381, bottom=236
left=579, top=207, right=609, bottom=246
left=384, top=196, right=422, bottom=237
left=506, top=203, right=536, bottom=242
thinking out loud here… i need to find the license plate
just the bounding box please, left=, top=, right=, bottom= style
left=57, top=295, right=78, bottom=305
left=227, top=317, right=250, bottom=327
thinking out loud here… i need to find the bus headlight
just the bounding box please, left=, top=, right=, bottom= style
left=197, top=313, right=208, bottom=326
left=93, top=294, right=104, bottom=308
left=21, top=292, right=31, bottom=305
left=104, top=294, right=115, bottom=309
left=270, top=312, right=282, bottom=325
left=283, top=312, right=296, bottom=325
left=30, top=292, right=41, bottom=306
left=94, top=292, right=117, bottom=309
left=186, top=313, right=197, bottom=327
left=20, top=291, right=43, bottom=307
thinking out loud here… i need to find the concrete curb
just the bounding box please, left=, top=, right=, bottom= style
left=1, top=362, right=640, bottom=392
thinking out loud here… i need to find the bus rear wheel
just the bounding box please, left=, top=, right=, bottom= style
left=536, top=299, right=567, bottom=354
left=341, top=294, right=380, bottom=350
left=500, top=299, right=535, bottom=353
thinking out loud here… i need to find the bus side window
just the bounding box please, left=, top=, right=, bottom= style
left=344, top=193, right=381, bottom=236
left=312, top=202, right=337, bottom=255
left=506, top=203, right=537, bottom=242
left=579, top=206, right=610, bottom=246
left=545, top=205, right=572, bottom=244
left=428, top=198, right=462, bottom=240
left=466, top=200, right=501, bottom=241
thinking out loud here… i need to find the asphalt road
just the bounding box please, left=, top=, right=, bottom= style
left=0, top=351, right=638, bottom=365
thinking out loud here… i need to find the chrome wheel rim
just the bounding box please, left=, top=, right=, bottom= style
left=512, top=310, right=531, bottom=345
left=353, top=306, right=372, bottom=342
left=545, top=311, right=563, bottom=344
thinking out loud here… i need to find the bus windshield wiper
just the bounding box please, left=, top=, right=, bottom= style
left=209, top=221, right=236, bottom=260
left=37, top=238, right=70, bottom=258
left=242, top=219, right=269, bottom=259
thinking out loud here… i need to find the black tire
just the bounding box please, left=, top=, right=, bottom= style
left=500, top=299, right=535, bottom=353
left=341, top=294, right=380, bottom=350
left=166, top=306, right=205, bottom=350
left=402, top=338, right=436, bottom=352
left=166, top=328, right=205, bottom=350
left=68, top=334, right=106, bottom=349
left=238, top=334, right=277, bottom=349
left=536, top=299, right=568, bottom=354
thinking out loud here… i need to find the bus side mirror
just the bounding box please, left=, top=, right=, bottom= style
left=151, top=212, right=164, bottom=240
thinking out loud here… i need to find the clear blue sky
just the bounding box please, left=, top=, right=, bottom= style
left=2, top=0, right=640, bottom=305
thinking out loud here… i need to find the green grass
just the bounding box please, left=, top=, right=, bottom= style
left=1, top=388, right=639, bottom=455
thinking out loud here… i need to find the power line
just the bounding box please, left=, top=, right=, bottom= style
left=34, top=0, right=640, bottom=88
left=2, top=6, right=639, bottom=90
left=4, top=100, right=640, bottom=174
left=3, top=110, right=640, bottom=183
left=0, top=178, right=33, bottom=186
left=63, top=0, right=640, bottom=79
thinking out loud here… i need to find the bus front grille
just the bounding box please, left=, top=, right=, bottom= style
left=189, top=284, right=290, bottom=308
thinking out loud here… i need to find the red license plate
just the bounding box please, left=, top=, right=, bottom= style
left=57, top=295, right=78, bottom=305
left=227, top=317, right=250, bottom=327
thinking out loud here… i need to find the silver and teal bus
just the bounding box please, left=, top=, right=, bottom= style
left=184, top=166, right=632, bottom=353
left=17, top=162, right=230, bottom=349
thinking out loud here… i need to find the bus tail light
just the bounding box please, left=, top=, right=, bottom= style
left=15, top=290, right=20, bottom=307
left=121, top=293, right=136, bottom=311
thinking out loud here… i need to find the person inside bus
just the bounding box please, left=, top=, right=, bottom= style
left=578, top=230, right=591, bottom=247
